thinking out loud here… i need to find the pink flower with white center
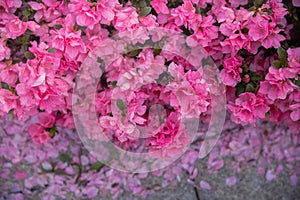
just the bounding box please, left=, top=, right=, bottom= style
left=0, top=40, right=10, bottom=61
left=150, top=0, right=169, bottom=14
left=68, top=0, right=98, bottom=29
left=227, top=92, right=270, bottom=125
left=220, top=56, right=243, bottom=87
left=113, top=6, right=139, bottom=31
left=38, top=112, right=55, bottom=128
left=259, top=67, right=296, bottom=100
left=50, top=27, right=86, bottom=60
left=28, top=124, right=51, bottom=145
left=5, top=18, right=27, bottom=39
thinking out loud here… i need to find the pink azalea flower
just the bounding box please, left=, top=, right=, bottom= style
left=150, top=0, right=169, bottom=14
left=28, top=124, right=51, bottom=145
left=50, top=27, right=87, bottom=60
left=287, top=47, right=300, bottom=77
left=38, top=112, right=55, bottom=128
left=227, top=92, right=270, bottom=125
left=0, top=88, right=18, bottom=115
left=96, top=0, right=116, bottom=25
left=113, top=6, right=139, bottom=31
left=0, top=0, right=22, bottom=12
left=5, top=18, right=27, bottom=39
left=259, top=67, right=296, bottom=100
left=68, top=0, right=98, bottom=29
left=220, top=56, right=243, bottom=87
left=0, top=40, right=10, bottom=61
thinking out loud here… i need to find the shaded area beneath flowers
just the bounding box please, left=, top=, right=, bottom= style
left=127, top=162, right=300, bottom=200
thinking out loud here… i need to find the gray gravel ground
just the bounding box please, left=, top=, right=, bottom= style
left=121, top=159, right=300, bottom=200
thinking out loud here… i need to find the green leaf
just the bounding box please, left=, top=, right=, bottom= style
left=116, top=99, right=126, bottom=111
left=250, top=73, right=263, bottom=81
left=22, top=10, right=31, bottom=17
left=156, top=71, right=174, bottom=85
left=54, top=24, right=63, bottom=29
left=276, top=24, right=284, bottom=29
left=277, top=47, right=287, bottom=61
left=139, top=0, right=147, bottom=7
left=254, top=0, right=264, bottom=7
left=110, top=81, right=117, bottom=88
left=78, top=26, right=87, bottom=31
left=48, top=48, right=56, bottom=53
left=8, top=109, right=14, bottom=120
left=245, top=83, right=255, bottom=92
left=241, top=28, right=249, bottom=34
left=236, top=83, right=245, bottom=96
left=97, top=57, right=103, bottom=64
left=59, top=153, right=72, bottom=163
left=265, top=110, right=271, bottom=117
left=140, top=7, right=151, bottom=16
left=48, top=126, right=58, bottom=138
left=1, top=82, right=9, bottom=90
left=25, top=51, right=35, bottom=60
left=272, top=60, right=282, bottom=69
left=129, top=49, right=142, bottom=57
left=90, top=161, right=104, bottom=170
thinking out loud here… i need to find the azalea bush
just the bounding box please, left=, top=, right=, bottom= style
left=0, top=0, right=300, bottom=199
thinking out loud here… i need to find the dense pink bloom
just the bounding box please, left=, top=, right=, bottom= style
left=0, top=88, right=18, bottom=115
left=227, top=92, right=270, bottom=125
left=0, top=0, right=22, bottom=12
left=287, top=47, right=300, bottom=77
left=38, top=112, right=55, bottom=128
left=28, top=124, right=51, bottom=145
left=50, top=27, right=87, bottom=60
left=96, top=0, right=116, bottom=25
left=0, top=40, right=10, bottom=61
left=220, top=56, right=242, bottom=86
left=259, top=67, right=296, bottom=100
left=5, top=18, right=27, bottom=39
left=151, top=0, right=169, bottom=14
left=248, top=15, right=269, bottom=42
left=68, top=0, right=98, bottom=29
left=113, top=6, right=139, bottom=31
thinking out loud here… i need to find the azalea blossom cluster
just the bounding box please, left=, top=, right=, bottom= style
left=1, top=113, right=299, bottom=199
left=0, top=0, right=300, bottom=198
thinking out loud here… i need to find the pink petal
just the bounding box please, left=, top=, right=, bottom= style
left=200, top=180, right=212, bottom=190
left=226, top=176, right=237, bottom=187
